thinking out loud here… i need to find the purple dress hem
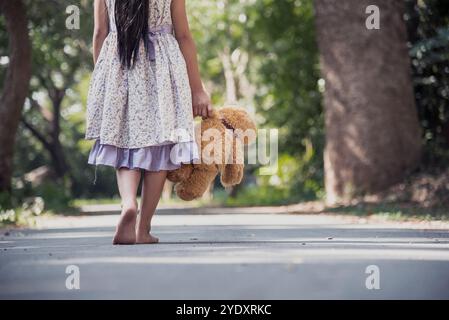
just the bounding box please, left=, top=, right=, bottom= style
left=88, top=140, right=199, bottom=172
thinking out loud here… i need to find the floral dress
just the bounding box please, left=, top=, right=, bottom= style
left=85, top=0, right=198, bottom=173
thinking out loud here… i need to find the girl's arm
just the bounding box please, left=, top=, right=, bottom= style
left=171, top=0, right=212, bottom=118
left=93, top=0, right=109, bottom=64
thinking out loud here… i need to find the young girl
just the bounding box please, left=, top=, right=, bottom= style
left=85, top=0, right=211, bottom=245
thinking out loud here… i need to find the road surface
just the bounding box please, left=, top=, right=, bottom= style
left=1, top=206, right=449, bottom=299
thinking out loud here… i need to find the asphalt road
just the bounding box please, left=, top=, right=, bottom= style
left=1, top=207, right=449, bottom=299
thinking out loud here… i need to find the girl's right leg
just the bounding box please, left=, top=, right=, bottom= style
left=136, top=170, right=167, bottom=244
left=113, top=168, right=142, bottom=245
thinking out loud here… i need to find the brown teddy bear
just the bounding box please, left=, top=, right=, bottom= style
left=167, top=107, right=257, bottom=201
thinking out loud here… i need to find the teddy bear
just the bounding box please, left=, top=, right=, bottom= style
left=167, top=107, right=257, bottom=201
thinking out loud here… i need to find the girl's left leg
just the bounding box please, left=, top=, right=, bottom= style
left=136, top=170, right=168, bottom=244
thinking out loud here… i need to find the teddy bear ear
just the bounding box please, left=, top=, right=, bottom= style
left=219, top=107, right=257, bottom=145
left=208, top=109, right=220, bottom=119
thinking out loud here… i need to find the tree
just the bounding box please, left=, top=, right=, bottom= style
left=20, top=0, right=93, bottom=184
left=0, top=0, right=32, bottom=196
left=314, top=0, right=422, bottom=204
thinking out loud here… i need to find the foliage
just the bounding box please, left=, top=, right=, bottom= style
left=405, top=0, right=449, bottom=165
left=0, top=196, right=44, bottom=227
left=187, top=0, right=253, bottom=105
left=245, top=0, right=324, bottom=201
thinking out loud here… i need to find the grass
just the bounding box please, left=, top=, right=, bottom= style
left=71, top=194, right=221, bottom=209
left=71, top=194, right=449, bottom=221
left=324, top=202, right=449, bottom=221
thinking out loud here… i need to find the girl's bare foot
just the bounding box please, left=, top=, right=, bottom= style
left=136, top=232, right=159, bottom=244
left=113, top=207, right=137, bottom=245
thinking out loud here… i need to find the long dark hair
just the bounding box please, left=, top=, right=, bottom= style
left=115, top=0, right=150, bottom=69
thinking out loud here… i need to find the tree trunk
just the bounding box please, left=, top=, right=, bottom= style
left=0, top=0, right=32, bottom=195
left=48, top=89, right=70, bottom=179
left=314, top=0, right=422, bottom=204
left=220, top=47, right=238, bottom=105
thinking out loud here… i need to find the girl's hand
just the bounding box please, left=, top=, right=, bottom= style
left=192, top=90, right=212, bottom=119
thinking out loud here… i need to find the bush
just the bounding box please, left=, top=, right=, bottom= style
left=33, top=182, right=71, bottom=213
left=220, top=153, right=324, bottom=206
left=0, top=196, right=45, bottom=227
left=224, top=185, right=290, bottom=207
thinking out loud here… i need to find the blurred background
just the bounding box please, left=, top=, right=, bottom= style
left=0, top=0, right=448, bottom=226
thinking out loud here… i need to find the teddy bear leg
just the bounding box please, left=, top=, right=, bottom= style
left=167, top=164, right=193, bottom=183
left=175, top=166, right=219, bottom=201
left=220, top=164, right=244, bottom=187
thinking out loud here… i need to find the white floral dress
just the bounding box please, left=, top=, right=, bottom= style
left=85, top=0, right=198, bottom=172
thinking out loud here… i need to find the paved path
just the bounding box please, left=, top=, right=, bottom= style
left=1, top=207, right=449, bottom=299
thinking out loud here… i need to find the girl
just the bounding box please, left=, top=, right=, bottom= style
left=85, top=0, right=211, bottom=245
